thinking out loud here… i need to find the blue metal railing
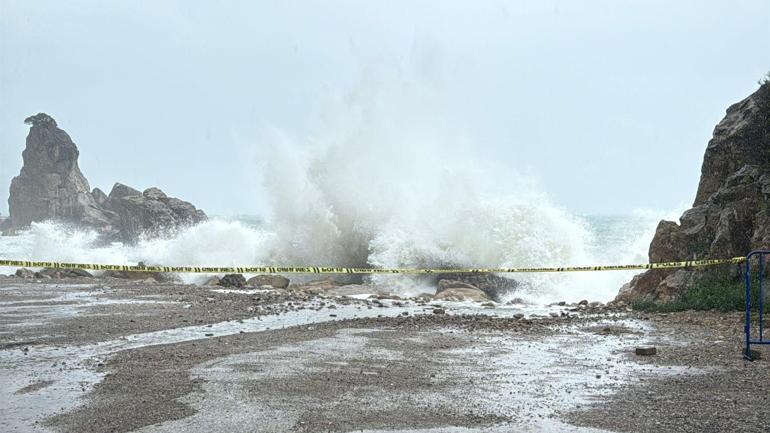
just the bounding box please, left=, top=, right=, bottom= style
left=744, top=250, right=770, bottom=360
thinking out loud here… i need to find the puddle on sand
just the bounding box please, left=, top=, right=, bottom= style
left=0, top=284, right=176, bottom=329
left=340, top=292, right=578, bottom=319
left=446, top=320, right=676, bottom=428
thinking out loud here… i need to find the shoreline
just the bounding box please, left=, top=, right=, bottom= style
left=1, top=277, right=768, bottom=432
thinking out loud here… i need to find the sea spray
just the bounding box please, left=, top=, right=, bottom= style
left=0, top=212, right=664, bottom=302
left=0, top=220, right=274, bottom=284
left=255, top=66, right=610, bottom=300
left=0, top=66, right=673, bottom=302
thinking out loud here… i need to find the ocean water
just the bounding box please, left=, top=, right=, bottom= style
left=0, top=211, right=668, bottom=304
left=0, top=69, right=680, bottom=304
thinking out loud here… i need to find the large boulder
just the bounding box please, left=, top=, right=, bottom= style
left=437, top=279, right=480, bottom=293
left=35, top=268, right=93, bottom=279
left=4, top=114, right=207, bottom=242
left=247, top=274, right=290, bottom=289
left=433, top=281, right=491, bottom=302
left=618, top=83, right=770, bottom=303
left=14, top=268, right=35, bottom=279
left=435, top=273, right=518, bottom=302
left=219, top=274, right=247, bottom=288
left=6, top=113, right=114, bottom=231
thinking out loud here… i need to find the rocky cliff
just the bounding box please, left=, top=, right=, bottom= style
left=7, top=114, right=114, bottom=230
left=4, top=113, right=207, bottom=242
left=617, top=83, right=770, bottom=303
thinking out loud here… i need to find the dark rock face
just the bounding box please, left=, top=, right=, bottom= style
left=14, top=268, right=35, bottom=279
left=436, top=279, right=481, bottom=293
left=103, top=185, right=207, bottom=242
left=618, top=83, right=770, bottom=303
left=107, top=183, right=141, bottom=200
left=35, top=268, right=93, bottom=279
left=91, top=188, right=109, bottom=207
left=432, top=281, right=490, bottom=302
left=5, top=113, right=207, bottom=242
left=219, top=273, right=247, bottom=288
left=8, top=113, right=113, bottom=230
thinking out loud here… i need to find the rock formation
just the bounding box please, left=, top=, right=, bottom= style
left=435, top=272, right=518, bottom=301
left=102, top=184, right=207, bottom=242
left=219, top=273, right=247, bottom=288
left=617, top=83, right=770, bottom=303
left=6, top=113, right=114, bottom=230
left=247, top=274, right=291, bottom=289
left=4, top=113, right=207, bottom=242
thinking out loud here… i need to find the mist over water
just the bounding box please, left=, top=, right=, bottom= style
left=0, top=67, right=678, bottom=303
left=0, top=212, right=665, bottom=303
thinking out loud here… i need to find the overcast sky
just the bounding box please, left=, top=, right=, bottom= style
left=1, top=0, right=768, bottom=217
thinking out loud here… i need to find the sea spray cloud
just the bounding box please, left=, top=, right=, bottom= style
left=0, top=211, right=664, bottom=302
left=0, top=64, right=667, bottom=302
left=253, top=63, right=606, bottom=299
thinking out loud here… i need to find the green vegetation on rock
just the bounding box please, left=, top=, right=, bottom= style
left=632, top=269, right=767, bottom=313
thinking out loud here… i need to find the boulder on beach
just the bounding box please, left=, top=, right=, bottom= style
left=437, top=279, right=480, bottom=293
left=35, top=268, right=92, bottom=279
left=4, top=113, right=207, bottom=242
left=435, top=273, right=518, bottom=302
left=434, top=280, right=490, bottom=302
left=246, top=274, right=290, bottom=289
left=219, top=273, right=247, bottom=288
left=15, top=268, right=35, bottom=279
left=434, top=287, right=491, bottom=302
left=618, top=83, right=770, bottom=303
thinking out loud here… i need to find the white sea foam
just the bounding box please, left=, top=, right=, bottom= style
left=0, top=67, right=675, bottom=303
left=0, top=210, right=665, bottom=303
left=0, top=220, right=275, bottom=285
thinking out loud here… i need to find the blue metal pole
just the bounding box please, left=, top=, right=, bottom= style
left=745, top=255, right=752, bottom=359
left=759, top=253, right=765, bottom=341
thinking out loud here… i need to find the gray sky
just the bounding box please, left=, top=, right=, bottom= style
left=1, top=0, right=768, bottom=216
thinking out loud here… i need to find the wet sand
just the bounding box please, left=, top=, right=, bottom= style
left=0, top=276, right=768, bottom=433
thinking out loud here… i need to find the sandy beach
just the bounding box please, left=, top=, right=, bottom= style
left=1, top=275, right=767, bottom=433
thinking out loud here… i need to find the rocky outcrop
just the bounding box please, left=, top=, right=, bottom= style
left=247, top=274, right=290, bottom=289
left=4, top=113, right=207, bottom=242
left=618, top=83, right=770, bottom=303
left=102, top=184, right=207, bottom=242
left=219, top=273, right=247, bottom=288
left=7, top=113, right=114, bottom=230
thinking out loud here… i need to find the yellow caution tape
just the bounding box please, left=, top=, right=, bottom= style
left=0, top=257, right=746, bottom=274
